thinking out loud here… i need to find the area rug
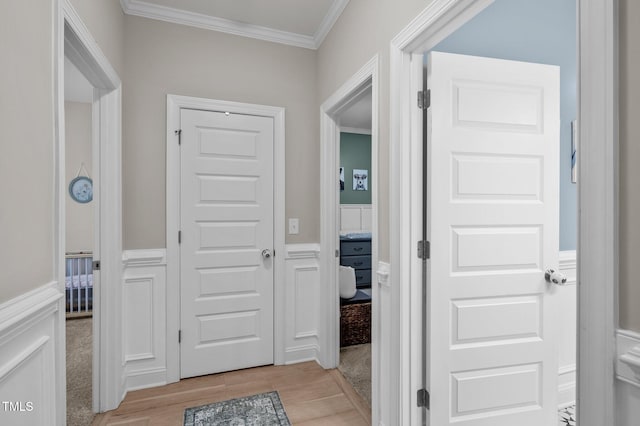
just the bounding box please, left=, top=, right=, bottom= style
left=184, top=391, right=291, bottom=426
left=338, top=343, right=371, bottom=405
left=558, top=405, right=576, bottom=426
left=66, top=317, right=93, bottom=426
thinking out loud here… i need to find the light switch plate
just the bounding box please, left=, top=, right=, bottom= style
left=288, top=218, right=299, bottom=235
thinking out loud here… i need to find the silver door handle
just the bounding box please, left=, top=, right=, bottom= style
left=545, top=268, right=567, bottom=285
left=262, top=249, right=272, bottom=259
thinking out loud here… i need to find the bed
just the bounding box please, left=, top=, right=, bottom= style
left=65, top=252, right=93, bottom=315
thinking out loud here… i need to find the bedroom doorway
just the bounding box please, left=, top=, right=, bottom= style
left=63, top=56, right=96, bottom=426
left=56, top=1, right=124, bottom=419
left=320, top=55, right=380, bottom=424
left=336, top=87, right=374, bottom=408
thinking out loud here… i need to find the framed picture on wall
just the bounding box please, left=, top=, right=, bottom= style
left=340, top=167, right=345, bottom=191
left=353, top=169, right=368, bottom=191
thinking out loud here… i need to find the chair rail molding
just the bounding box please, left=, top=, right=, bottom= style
left=0, top=282, right=63, bottom=424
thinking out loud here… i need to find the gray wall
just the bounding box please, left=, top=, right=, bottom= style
left=318, top=0, right=434, bottom=261
left=65, top=102, right=94, bottom=253
left=619, top=0, right=640, bottom=333
left=431, top=0, right=577, bottom=251
left=0, top=0, right=55, bottom=303
left=340, top=132, right=372, bottom=204
left=123, top=15, right=318, bottom=248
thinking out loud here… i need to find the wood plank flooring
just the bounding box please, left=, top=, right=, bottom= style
left=92, top=361, right=371, bottom=425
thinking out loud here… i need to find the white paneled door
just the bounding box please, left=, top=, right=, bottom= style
left=426, top=52, right=560, bottom=425
left=180, top=109, right=274, bottom=378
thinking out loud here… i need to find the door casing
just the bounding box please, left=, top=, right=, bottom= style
left=319, top=55, right=380, bottom=424
left=166, top=95, right=286, bottom=383
left=389, top=0, right=618, bottom=425
left=55, top=0, right=124, bottom=418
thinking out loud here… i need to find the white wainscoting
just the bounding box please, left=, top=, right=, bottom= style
left=615, top=329, right=640, bottom=426
left=340, top=204, right=372, bottom=234
left=122, top=249, right=168, bottom=391
left=0, top=282, right=63, bottom=425
left=558, top=250, right=577, bottom=407
left=283, top=244, right=321, bottom=364
left=376, top=261, right=391, bottom=426
left=616, top=329, right=640, bottom=426
left=122, top=246, right=321, bottom=391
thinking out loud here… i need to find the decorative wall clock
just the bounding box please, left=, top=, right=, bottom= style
left=69, top=173, right=93, bottom=203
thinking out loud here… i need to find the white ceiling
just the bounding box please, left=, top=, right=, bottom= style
left=340, top=90, right=372, bottom=132
left=64, top=57, right=93, bottom=103
left=120, top=0, right=350, bottom=49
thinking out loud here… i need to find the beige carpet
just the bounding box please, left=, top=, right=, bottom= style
left=338, top=343, right=371, bottom=406
left=66, top=317, right=94, bottom=426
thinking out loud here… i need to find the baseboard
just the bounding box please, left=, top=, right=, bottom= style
left=125, top=366, right=169, bottom=392
left=283, top=344, right=320, bottom=365
left=0, top=282, right=63, bottom=424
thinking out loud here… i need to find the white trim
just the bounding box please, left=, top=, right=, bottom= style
left=120, top=0, right=349, bottom=50
left=57, top=0, right=124, bottom=414
left=166, top=95, right=286, bottom=381
left=313, top=0, right=350, bottom=48
left=0, top=282, right=61, bottom=424
left=389, top=0, right=618, bottom=424
left=576, top=1, right=618, bottom=424
left=319, top=54, right=379, bottom=425
left=122, top=249, right=167, bottom=268
left=559, top=250, right=578, bottom=286
left=339, top=126, right=372, bottom=135
left=0, top=283, right=62, bottom=339
left=617, top=330, right=640, bottom=388
left=285, top=244, right=321, bottom=260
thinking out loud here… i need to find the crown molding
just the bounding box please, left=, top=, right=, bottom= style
left=313, top=0, right=350, bottom=48
left=121, top=0, right=349, bottom=50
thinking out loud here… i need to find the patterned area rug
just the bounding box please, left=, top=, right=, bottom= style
left=558, top=405, right=576, bottom=426
left=184, top=391, right=291, bottom=426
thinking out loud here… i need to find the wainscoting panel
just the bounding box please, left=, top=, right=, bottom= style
left=122, top=250, right=167, bottom=391
left=340, top=204, right=372, bottom=234
left=284, top=244, right=321, bottom=364
left=0, top=283, right=63, bottom=425
left=558, top=250, right=576, bottom=407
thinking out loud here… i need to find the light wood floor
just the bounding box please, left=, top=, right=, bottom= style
left=92, top=361, right=371, bottom=425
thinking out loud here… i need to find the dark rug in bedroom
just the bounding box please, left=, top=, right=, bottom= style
left=183, top=391, right=291, bottom=426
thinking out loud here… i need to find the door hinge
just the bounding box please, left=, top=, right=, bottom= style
left=417, top=89, right=431, bottom=109
left=417, top=240, right=430, bottom=260
left=178, top=230, right=182, bottom=244
left=175, top=129, right=182, bottom=145
left=335, top=249, right=340, bottom=258
left=417, top=389, right=430, bottom=409
left=92, top=260, right=101, bottom=271
left=178, top=330, right=181, bottom=343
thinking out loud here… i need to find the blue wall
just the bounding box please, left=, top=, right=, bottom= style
left=430, top=0, right=577, bottom=250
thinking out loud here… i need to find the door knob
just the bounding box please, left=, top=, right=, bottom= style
left=545, top=268, right=567, bottom=285
left=262, top=249, right=272, bottom=259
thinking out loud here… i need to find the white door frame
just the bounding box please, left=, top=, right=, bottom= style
left=166, top=95, right=286, bottom=382
left=54, top=0, right=124, bottom=418
left=319, top=54, right=380, bottom=422
left=389, top=0, right=618, bottom=425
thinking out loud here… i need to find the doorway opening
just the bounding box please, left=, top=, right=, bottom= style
left=64, top=56, right=96, bottom=425
left=335, top=87, right=374, bottom=408
left=55, top=1, right=124, bottom=418
left=319, top=55, right=380, bottom=423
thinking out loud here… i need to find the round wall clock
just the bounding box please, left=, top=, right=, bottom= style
left=69, top=176, right=93, bottom=203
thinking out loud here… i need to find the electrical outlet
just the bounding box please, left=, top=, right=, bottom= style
left=288, top=218, right=299, bottom=235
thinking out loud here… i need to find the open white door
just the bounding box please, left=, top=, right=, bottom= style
left=180, top=109, right=274, bottom=378
left=426, top=52, right=560, bottom=425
